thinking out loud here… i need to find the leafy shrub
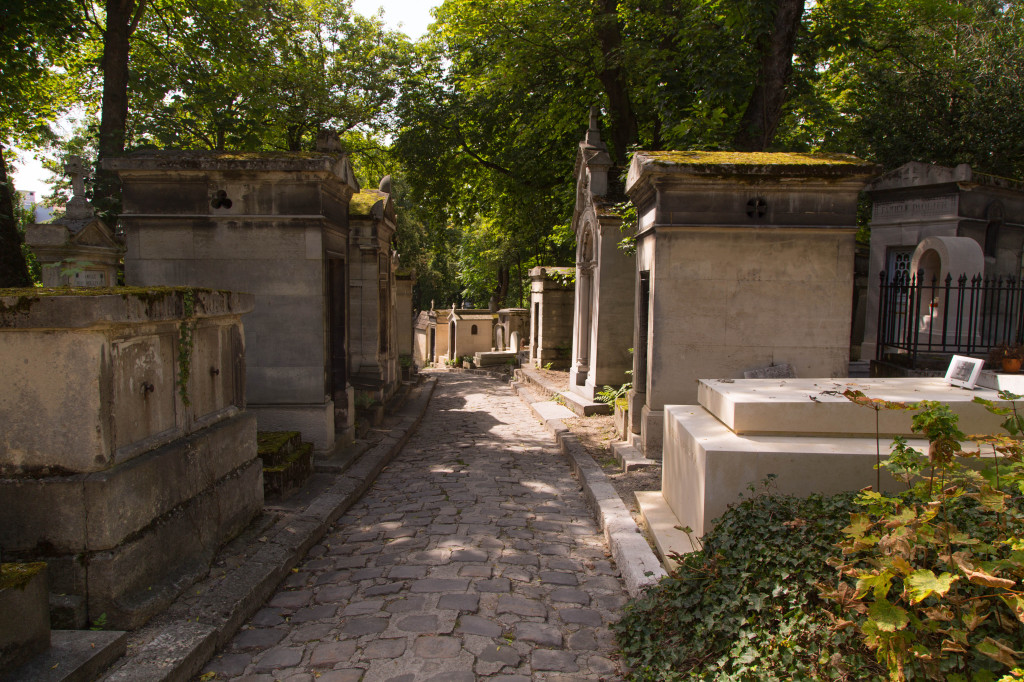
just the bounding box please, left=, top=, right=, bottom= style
left=822, top=395, right=1024, bottom=681
left=615, top=483, right=883, bottom=681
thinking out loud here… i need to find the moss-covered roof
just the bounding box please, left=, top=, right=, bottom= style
left=348, top=190, right=386, bottom=216
left=638, top=150, right=874, bottom=168
left=627, top=150, right=880, bottom=193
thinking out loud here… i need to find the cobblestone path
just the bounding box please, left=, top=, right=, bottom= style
left=202, top=373, right=628, bottom=681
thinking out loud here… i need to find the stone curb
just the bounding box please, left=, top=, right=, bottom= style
left=98, top=377, right=438, bottom=682
left=509, top=380, right=667, bottom=597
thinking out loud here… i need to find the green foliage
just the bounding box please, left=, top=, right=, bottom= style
left=796, top=0, right=1024, bottom=177
left=615, top=199, right=638, bottom=255
left=129, top=0, right=414, bottom=153
left=596, top=383, right=631, bottom=405
left=824, top=395, right=1024, bottom=681
left=90, top=612, right=109, bottom=631
left=616, top=485, right=881, bottom=680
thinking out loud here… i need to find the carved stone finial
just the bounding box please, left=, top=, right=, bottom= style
left=316, top=130, right=343, bottom=152
left=379, top=175, right=392, bottom=194
left=585, top=107, right=602, bottom=146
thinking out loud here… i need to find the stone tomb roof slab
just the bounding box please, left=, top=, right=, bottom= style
left=697, top=377, right=1007, bottom=438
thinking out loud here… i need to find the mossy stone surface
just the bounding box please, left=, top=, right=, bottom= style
left=0, top=562, right=46, bottom=591
left=257, top=431, right=301, bottom=457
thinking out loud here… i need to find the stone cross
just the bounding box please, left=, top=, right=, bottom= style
left=66, top=156, right=87, bottom=198
left=64, top=155, right=94, bottom=220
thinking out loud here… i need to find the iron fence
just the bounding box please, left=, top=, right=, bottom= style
left=876, top=270, right=1024, bottom=366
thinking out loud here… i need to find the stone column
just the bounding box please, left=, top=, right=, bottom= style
left=573, top=261, right=595, bottom=384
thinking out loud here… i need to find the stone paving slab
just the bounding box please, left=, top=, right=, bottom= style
left=509, top=381, right=667, bottom=597
left=200, top=373, right=627, bottom=681
left=98, top=379, right=437, bottom=682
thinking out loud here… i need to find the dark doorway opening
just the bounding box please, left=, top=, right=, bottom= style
left=328, top=257, right=347, bottom=432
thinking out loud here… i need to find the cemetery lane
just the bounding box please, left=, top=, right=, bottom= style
left=202, top=372, right=628, bottom=681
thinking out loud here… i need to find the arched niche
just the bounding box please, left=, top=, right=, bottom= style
left=910, top=236, right=984, bottom=344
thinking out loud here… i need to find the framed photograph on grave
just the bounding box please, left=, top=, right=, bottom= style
left=945, top=355, right=984, bottom=389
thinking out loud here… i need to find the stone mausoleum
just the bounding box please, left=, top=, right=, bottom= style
left=569, top=110, right=635, bottom=401
left=24, top=156, right=122, bottom=288
left=107, top=148, right=361, bottom=452
left=625, top=151, right=879, bottom=457
left=861, top=161, right=1024, bottom=359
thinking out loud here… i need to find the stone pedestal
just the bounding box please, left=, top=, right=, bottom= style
left=0, top=288, right=261, bottom=629
left=625, top=151, right=879, bottom=457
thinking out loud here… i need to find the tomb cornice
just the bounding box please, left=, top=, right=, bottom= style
left=639, top=223, right=858, bottom=234
left=627, top=151, right=879, bottom=201
left=0, top=287, right=254, bottom=330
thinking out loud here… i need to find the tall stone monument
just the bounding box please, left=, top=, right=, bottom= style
left=528, top=266, right=575, bottom=369
left=568, top=108, right=635, bottom=400
left=348, top=176, right=401, bottom=404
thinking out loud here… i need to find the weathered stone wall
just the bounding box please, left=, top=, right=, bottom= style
left=0, top=288, right=261, bottom=629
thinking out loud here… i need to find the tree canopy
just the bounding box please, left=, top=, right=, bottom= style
left=3, top=0, right=1023, bottom=300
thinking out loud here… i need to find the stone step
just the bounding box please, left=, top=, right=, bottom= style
left=474, top=351, right=518, bottom=367
left=3, top=629, right=127, bottom=682
left=257, top=430, right=302, bottom=467
left=610, top=441, right=659, bottom=473
left=847, top=359, right=871, bottom=377
left=262, top=442, right=314, bottom=501
left=513, top=368, right=561, bottom=401
left=697, top=376, right=1009, bottom=437
left=558, top=390, right=613, bottom=417
left=532, top=401, right=576, bottom=422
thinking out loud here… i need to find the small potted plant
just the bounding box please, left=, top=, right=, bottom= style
left=989, top=343, right=1024, bottom=373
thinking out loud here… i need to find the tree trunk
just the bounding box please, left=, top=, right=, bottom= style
left=592, top=0, right=638, bottom=166
left=0, top=145, right=32, bottom=288
left=732, top=0, right=805, bottom=151
left=495, top=265, right=510, bottom=307
left=96, top=0, right=143, bottom=212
